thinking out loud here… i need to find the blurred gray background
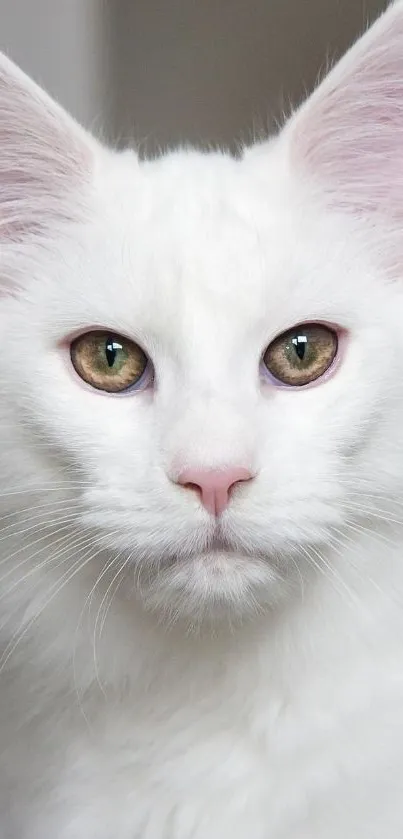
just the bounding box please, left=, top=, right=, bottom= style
left=0, top=0, right=386, bottom=153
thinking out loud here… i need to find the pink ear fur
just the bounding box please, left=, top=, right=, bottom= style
left=0, top=52, right=93, bottom=242
left=289, top=1, right=403, bottom=237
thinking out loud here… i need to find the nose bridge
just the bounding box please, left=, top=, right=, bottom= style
left=167, top=389, right=255, bottom=472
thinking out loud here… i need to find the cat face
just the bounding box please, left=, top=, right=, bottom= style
left=2, top=2, right=403, bottom=622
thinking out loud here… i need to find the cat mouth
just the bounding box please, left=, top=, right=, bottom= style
left=201, top=532, right=253, bottom=557
left=173, top=532, right=238, bottom=561
left=204, top=529, right=238, bottom=554
left=159, top=525, right=269, bottom=566
left=199, top=531, right=274, bottom=563
left=207, top=535, right=229, bottom=552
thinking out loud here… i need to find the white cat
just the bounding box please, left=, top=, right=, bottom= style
left=1, top=1, right=403, bottom=836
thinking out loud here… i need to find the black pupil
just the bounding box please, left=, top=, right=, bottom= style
left=292, top=334, right=307, bottom=361
left=105, top=338, right=120, bottom=368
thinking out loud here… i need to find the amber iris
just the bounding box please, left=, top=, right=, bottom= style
left=70, top=331, right=148, bottom=393
left=263, top=324, right=337, bottom=386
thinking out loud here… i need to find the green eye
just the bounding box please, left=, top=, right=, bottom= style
left=70, top=331, right=148, bottom=393
left=263, top=324, right=338, bottom=386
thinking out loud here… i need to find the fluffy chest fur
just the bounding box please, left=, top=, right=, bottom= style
left=3, top=536, right=403, bottom=838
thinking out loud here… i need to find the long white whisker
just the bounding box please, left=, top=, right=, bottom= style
left=0, top=527, right=100, bottom=605
left=0, top=536, right=114, bottom=675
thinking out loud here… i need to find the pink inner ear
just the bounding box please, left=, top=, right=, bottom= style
left=291, top=4, right=403, bottom=225
left=0, top=57, right=92, bottom=244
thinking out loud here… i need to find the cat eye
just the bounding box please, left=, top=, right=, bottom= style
left=70, top=331, right=150, bottom=393
left=263, top=323, right=338, bottom=387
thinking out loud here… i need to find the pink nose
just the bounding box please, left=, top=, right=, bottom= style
left=177, top=467, right=253, bottom=516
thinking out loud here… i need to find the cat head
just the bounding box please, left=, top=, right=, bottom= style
left=2, top=1, right=403, bottom=625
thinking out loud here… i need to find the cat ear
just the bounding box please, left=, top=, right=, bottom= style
left=0, top=51, right=93, bottom=243
left=289, top=1, right=403, bottom=241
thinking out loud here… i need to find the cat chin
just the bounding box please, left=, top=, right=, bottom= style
left=133, top=550, right=289, bottom=625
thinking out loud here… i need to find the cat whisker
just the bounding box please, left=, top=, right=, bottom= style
left=93, top=552, right=132, bottom=696
left=0, top=527, right=98, bottom=612
left=300, top=542, right=363, bottom=611
left=0, top=535, right=113, bottom=676
left=76, top=545, right=126, bottom=699
left=0, top=519, right=89, bottom=578
left=70, top=531, right=125, bottom=718
left=0, top=529, right=100, bottom=643
left=0, top=507, right=82, bottom=537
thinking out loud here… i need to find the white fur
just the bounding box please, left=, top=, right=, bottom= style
left=2, top=3, right=403, bottom=836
